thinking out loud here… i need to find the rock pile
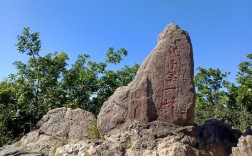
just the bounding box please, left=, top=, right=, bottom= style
left=0, top=108, right=96, bottom=156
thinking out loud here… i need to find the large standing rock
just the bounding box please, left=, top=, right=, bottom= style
left=98, top=23, right=195, bottom=135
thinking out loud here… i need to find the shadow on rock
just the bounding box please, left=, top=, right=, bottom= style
left=195, top=119, right=242, bottom=156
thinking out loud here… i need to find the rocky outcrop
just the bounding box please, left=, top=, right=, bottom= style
left=0, top=112, right=201, bottom=156
left=1, top=115, right=245, bottom=156
left=98, top=23, right=195, bottom=135
left=231, top=126, right=252, bottom=156
left=55, top=121, right=199, bottom=156
left=231, top=135, right=252, bottom=156
left=0, top=107, right=96, bottom=156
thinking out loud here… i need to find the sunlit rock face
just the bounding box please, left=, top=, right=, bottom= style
left=98, top=23, right=195, bottom=135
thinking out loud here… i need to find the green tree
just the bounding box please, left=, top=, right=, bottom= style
left=13, top=52, right=69, bottom=118
left=194, top=58, right=252, bottom=130
left=236, top=54, right=252, bottom=112
left=63, top=48, right=139, bottom=115
left=0, top=80, right=17, bottom=146
left=226, top=53, right=252, bottom=130
left=16, top=27, right=41, bottom=112
left=194, top=67, right=230, bottom=125
left=0, top=27, right=139, bottom=146
left=91, top=63, right=139, bottom=115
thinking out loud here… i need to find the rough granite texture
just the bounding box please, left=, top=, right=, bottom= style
left=0, top=107, right=96, bottom=156
left=231, top=126, right=252, bottom=156
left=98, top=23, right=195, bottom=135
left=231, top=135, right=252, bottom=156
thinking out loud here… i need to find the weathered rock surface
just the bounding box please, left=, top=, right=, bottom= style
left=54, top=121, right=199, bottom=156
left=2, top=116, right=246, bottom=156
left=231, top=126, right=252, bottom=156
left=0, top=107, right=96, bottom=156
left=98, top=23, right=195, bottom=135
left=231, top=135, right=252, bottom=156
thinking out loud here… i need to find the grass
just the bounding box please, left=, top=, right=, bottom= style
left=49, top=140, right=69, bottom=155
left=87, top=120, right=101, bottom=139
left=121, top=137, right=132, bottom=149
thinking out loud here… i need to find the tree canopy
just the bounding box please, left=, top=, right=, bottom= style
left=0, top=27, right=139, bottom=146
left=194, top=55, right=252, bottom=130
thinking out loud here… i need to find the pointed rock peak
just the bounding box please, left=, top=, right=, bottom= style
left=166, top=23, right=181, bottom=30
left=98, top=23, right=195, bottom=135
left=158, top=23, right=187, bottom=42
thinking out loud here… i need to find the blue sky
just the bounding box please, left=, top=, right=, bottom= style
left=0, top=1, right=251, bottom=82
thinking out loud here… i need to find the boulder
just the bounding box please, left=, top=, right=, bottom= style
left=36, top=107, right=96, bottom=141
left=196, top=119, right=242, bottom=156
left=98, top=23, right=195, bottom=135
left=231, top=135, right=252, bottom=156
left=0, top=107, right=96, bottom=156
left=244, top=126, right=252, bottom=136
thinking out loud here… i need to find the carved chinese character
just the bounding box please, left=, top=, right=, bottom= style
left=169, top=59, right=178, bottom=70
left=163, top=97, right=177, bottom=111
left=165, top=86, right=177, bottom=91
left=169, top=97, right=176, bottom=109
left=166, top=70, right=178, bottom=83
left=170, top=46, right=180, bottom=56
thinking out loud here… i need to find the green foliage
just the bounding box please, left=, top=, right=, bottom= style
left=83, top=152, right=91, bottom=156
left=62, top=50, right=139, bottom=115
left=236, top=54, right=252, bottom=112
left=49, top=140, right=69, bottom=155
left=195, top=54, right=252, bottom=130
left=194, top=67, right=230, bottom=106
left=106, top=47, right=128, bottom=64
left=121, top=137, right=132, bottom=149
left=0, top=27, right=139, bottom=146
left=0, top=80, right=32, bottom=146
left=87, top=120, right=101, bottom=139
left=91, top=63, right=139, bottom=115
left=17, top=27, right=41, bottom=56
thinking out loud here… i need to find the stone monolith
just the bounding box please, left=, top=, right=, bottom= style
left=98, top=24, right=195, bottom=135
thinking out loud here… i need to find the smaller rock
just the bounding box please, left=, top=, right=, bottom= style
left=37, top=107, right=96, bottom=140
left=0, top=107, right=96, bottom=156
left=244, top=126, right=252, bottom=136
left=231, top=135, right=252, bottom=156
left=196, top=119, right=242, bottom=156
left=92, top=141, right=125, bottom=156
left=158, top=142, right=198, bottom=156
left=54, top=142, right=88, bottom=156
